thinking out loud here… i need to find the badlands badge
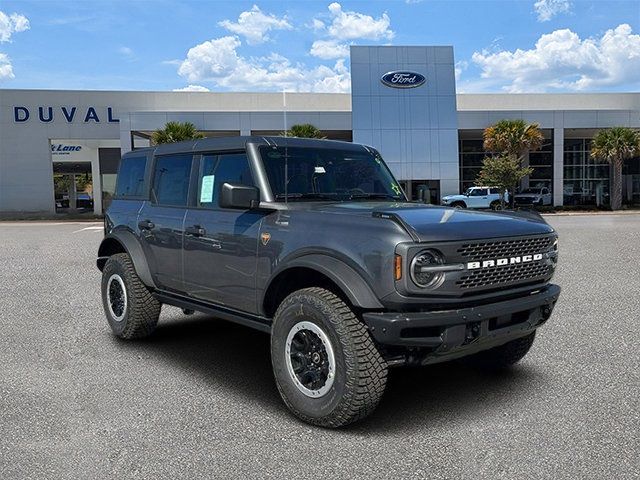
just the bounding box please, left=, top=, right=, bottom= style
left=261, top=232, right=271, bottom=246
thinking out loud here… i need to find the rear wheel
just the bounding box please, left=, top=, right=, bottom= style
left=490, top=200, right=503, bottom=210
left=271, top=287, right=387, bottom=428
left=101, top=253, right=161, bottom=339
left=466, top=331, right=536, bottom=369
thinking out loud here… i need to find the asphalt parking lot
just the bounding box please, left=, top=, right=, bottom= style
left=1, top=215, right=638, bottom=479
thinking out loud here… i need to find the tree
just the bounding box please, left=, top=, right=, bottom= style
left=151, top=121, right=205, bottom=145
left=482, top=119, right=544, bottom=207
left=284, top=123, right=325, bottom=139
left=590, top=127, right=640, bottom=210
left=476, top=155, right=533, bottom=209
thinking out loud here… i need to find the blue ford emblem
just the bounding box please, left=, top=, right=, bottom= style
left=380, top=71, right=426, bottom=89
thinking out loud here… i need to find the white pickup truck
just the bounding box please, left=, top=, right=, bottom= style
left=441, top=187, right=507, bottom=210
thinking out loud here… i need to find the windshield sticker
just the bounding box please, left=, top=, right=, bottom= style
left=391, top=183, right=402, bottom=196
left=314, top=166, right=326, bottom=174
left=200, top=175, right=215, bottom=203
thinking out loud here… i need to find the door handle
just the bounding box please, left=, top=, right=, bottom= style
left=185, top=225, right=206, bottom=237
left=138, top=219, right=155, bottom=230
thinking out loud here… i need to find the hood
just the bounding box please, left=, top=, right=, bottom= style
left=303, top=202, right=553, bottom=242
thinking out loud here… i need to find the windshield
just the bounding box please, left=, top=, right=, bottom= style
left=521, top=188, right=541, bottom=194
left=259, top=146, right=405, bottom=201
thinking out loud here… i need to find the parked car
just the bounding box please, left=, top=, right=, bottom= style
left=441, top=186, right=507, bottom=210
left=515, top=187, right=552, bottom=207
left=97, top=137, right=560, bottom=428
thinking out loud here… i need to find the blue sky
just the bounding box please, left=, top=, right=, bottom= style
left=0, top=0, right=638, bottom=93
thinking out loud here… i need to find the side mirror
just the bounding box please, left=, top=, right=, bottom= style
left=219, top=183, right=260, bottom=209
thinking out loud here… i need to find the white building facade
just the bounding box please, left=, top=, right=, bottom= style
left=0, top=45, right=638, bottom=215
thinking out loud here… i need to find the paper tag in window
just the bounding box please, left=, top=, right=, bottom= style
left=314, top=166, right=326, bottom=174
left=200, top=175, right=215, bottom=203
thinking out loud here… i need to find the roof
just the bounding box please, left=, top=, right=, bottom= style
left=125, top=136, right=371, bottom=157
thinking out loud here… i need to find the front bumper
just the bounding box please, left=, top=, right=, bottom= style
left=363, top=284, right=560, bottom=363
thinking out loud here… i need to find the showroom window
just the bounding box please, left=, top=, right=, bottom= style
left=563, top=139, right=610, bottom=206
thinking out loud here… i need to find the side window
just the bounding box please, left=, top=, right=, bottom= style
left=115, top=155, right=146, bottom=197
left=151, top=154, right=193, bottom=206
left=542, top=188, right=549, bottom=195
left=197, top=153, right=253, bottom=208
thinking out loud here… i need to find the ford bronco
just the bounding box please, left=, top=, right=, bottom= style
left=97, top=137, right=560, bottom=427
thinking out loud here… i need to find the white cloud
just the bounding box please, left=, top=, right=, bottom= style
left=534, top=0, right=571, bottom=22
left=0, top=52, right=14, bottom=80
left=219, top=5, right=291, bottom=45
left=309, top=40, right=350, bottom=60
left=0, top=11, right=29, bottom=42
left=177, top=35, right=350, bottom=93
left=118, top=46, right=136, bottom=61
left=324, top=2, right=394, bottom=41
left=455, top=60, right=468, bottom=82
left=173, top=85, right=211, bottom=92
left=471, top=24, right=640, bottom=92
left=310, top=18, right=325, bottom=32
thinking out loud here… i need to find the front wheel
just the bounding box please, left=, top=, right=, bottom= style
left=451, top=201, right=466, bottom=209
left=271, top=287, right=388, bottom=428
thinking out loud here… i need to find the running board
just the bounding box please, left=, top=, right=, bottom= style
left=154, top=291, right=272, bottom=334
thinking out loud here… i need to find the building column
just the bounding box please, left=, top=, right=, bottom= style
left=553, top=127, right=564, bottom=206
left=92, top=151, right=103, bottom=216
left=521, top=151, right=530, bottom=189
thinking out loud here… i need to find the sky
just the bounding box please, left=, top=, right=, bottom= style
left=0, top=0, right=639, bottom=93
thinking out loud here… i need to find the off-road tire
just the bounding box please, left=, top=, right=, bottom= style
left=490, top=200, right=503, bottom=211
left=451, top=201, right=466, bottom=209
left=468, top=331, right=536, bottom=369
left=101, top=253, right=161, bottom=339
left=271, top=287, right=387, bottom=428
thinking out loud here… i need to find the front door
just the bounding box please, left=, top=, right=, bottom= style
left=137, top=153, right=194, bottom=292
left=183, top=152, right=263, bottom=313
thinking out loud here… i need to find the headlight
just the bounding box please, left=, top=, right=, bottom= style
left=410, top=249, right=446, bottom=289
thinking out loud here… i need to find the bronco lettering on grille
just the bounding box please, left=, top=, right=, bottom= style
left=466, top=253, right=543, bottom=270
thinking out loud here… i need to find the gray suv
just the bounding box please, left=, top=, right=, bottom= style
left=97, top=137, right=560, bottom=427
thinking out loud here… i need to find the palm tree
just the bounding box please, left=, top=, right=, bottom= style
left=590, top=127, right=640, bottom=210
left=483, top=119, right=545, bottom=158
left=482, top=119, right=544, bottom=207
left=152, top=121, right=205, bottom=145
left=284, top=123, right=325, bottom=139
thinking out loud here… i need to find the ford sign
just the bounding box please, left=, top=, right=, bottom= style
left=380, top=71, right=426, bottom=89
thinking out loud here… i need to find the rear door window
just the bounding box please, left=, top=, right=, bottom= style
left=151, top=154, right=193, bottom=206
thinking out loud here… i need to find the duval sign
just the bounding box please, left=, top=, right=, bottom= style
left=380, top=71, right=426, bottom=89
left=13, top=106, right=119, bottom=123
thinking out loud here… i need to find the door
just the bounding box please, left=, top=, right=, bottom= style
left=138, top=153, right=193, bottom=292
left=183, top=152, right=264, bottom=312
left=466, top=188, right=488, bottom=208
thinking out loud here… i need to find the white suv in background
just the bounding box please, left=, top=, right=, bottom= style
left=441, top=187, right=507, bottom=210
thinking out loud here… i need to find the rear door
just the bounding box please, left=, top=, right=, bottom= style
left=138, top=153, right=194, bottom=292
left=182, top=152, right=264, bottom=312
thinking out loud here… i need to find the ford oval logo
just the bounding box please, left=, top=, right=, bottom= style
left=380, top=71, right=426, bottom=89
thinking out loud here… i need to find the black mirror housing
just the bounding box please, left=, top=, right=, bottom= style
left=219, top=183, right=260, bottom=209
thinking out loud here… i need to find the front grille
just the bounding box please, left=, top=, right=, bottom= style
left=457, top=236, right=552, bottom=261
left=456, top=262, right=552, bottom=290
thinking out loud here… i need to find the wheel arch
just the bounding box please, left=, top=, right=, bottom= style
left=262, top=254, right=383, bottom=318
left=97, top=230, right=156, bottom=289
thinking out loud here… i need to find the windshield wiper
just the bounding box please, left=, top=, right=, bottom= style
left=348, top=193, right=403, bottom=201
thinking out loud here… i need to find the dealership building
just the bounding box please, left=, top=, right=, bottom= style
left=1, top=45, right=639, bottom=215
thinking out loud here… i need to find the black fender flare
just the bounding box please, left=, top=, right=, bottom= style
left=265, top=254, right=384, bottom=310
left=97, top=230, right=156, bottom=289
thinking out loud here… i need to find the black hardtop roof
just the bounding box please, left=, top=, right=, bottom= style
left=124, top=136, right=371, bottom=158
